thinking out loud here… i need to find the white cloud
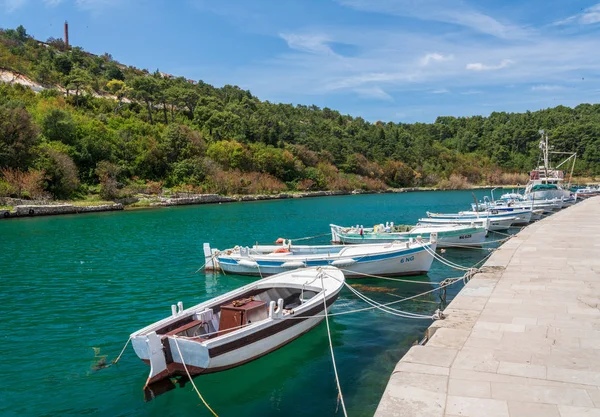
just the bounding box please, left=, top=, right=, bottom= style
left=531, top=84, right=564, bottom=91
left=420, top=53, right=453, bottom=66
left=279, top=33, right=334, bottom=55
left=581, top=4, right=600, bottom=24
left=460, top=90, right=482, bottom=95
left=466, top=59, right=514, bottom=71
left=43, top=0, right=62, bottom=5
left=431, top=88, right=450, bottom=94
left=354, top=86, right=394, bottom=101
left=75, top=0, right=127, bottom=13
left=337, top=0, right=529, bottom=39
left=555, top=3, right=600, bottom=26
left=2, top=0, right=26, bottom=12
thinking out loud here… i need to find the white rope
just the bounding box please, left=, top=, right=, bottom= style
left=288, top=233, right=331, bottom=242
left=342, top=281, right=433, bottom=319
left=111, top=336, right=131, bottom=365
left=422, top=244, right=473, bottom=271
left=319, top=272, right=348, bottom=417
left=288, top=270, right=469, bottom=320
left=172, top=336, right=219, bottom=417
left=336, top=268, right=439, bottom=285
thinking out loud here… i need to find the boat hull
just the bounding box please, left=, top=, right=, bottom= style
left=216, top=244, right=436, bottom=277
left=331, top=226, right=486, bottom=248
left=138, top=294, right=338, bottom=385
left=131, top=267, right=345, bottom=390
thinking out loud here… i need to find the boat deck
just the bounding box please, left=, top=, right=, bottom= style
left=375, top=196, right=600, bottom=417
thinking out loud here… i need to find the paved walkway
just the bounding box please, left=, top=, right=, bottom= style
left=375, top=197, right=600, bottom=417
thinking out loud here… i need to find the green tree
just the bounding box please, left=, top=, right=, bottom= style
left=66, top=67, right=93, bottom=107
left=41, top=109, right=76, bottom=145
left=130, top=76, right=159, bottom=124
left=0, top=105, right=39, bottom=169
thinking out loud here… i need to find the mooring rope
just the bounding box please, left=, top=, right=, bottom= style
left=287, top=233, right=331, bottom=242
left=336, top=268, right=439, bottom=285
left=111, top=336, right=131, bottom=365
left=319, top=272, right=348, bottom=417
left=172, top=336, right=219, bottom=417
left=288, top=270, right=470, bottom=320
left=342, top=280, right=433, bottom=319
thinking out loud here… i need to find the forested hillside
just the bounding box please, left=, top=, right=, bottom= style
left=1, top=25, right=599, bottom=201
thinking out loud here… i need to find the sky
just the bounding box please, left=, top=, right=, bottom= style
left=1, top=0, right=600, bottom=123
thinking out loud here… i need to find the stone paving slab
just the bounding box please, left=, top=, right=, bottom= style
left=375, top=197, right=600, bottom=417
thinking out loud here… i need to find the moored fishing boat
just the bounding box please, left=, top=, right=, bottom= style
left=329, top=223, right=487, bottom=248
left=523, top=131, right=576, bottom=201
left=204, top=238, right=437, bottom=277
left=472, top=196, right=562, bottom=214
left=426, top=209, right=531, bottom=226
left=575, top=186, right=600, bottom=199
left=417, top=216, right=512, bottom=231
left=131, top=267, right=345, bottom=395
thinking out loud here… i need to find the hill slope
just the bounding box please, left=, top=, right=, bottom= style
left=1, top=25, right=599, bottom=201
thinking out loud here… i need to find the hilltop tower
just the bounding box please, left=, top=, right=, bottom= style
left=64, top=21, right=69, bottom=48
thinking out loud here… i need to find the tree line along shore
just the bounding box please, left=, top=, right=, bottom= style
left=1, top=25, right=599, bottom=208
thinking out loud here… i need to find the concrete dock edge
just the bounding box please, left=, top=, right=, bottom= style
left=374, top=197, right=600, bottom=417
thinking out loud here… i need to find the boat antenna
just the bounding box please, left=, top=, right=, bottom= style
left=472, top=193, right=479, bottom=217
left=539, top=129, right=550, bottom=180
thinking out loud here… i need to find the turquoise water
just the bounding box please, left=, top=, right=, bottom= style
left=0, top=190, right=506, bottom=416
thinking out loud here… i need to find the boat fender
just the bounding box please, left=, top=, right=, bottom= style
left=277, top=298, right=284, bottom=318
left=177, top=301, right=183, bottom=314
left=28, top=208, right=34, bottom=216
left=171, top=304, right=177, bottom=317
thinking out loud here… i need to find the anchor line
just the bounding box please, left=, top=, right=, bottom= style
left=172, top=336, right=219, bottom=417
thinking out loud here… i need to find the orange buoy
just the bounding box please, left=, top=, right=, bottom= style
left=273, top=248, right=290, bottom=253
left=275, top=237, right=285, bottom=244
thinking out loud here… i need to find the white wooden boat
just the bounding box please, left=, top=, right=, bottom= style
left=472, top=197, right=560, bottom=214
left=329, top=223, right=487, bottom=248
left=131, top=267, right=345, bottom=394
left=204, top=238, right=437, bottom=277
left=426, top=209, right=531, bottom=226
left=417, top=216, right=514, bottom=231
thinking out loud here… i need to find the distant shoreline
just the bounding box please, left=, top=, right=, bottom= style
left=0, top=185, right=521, bottom=220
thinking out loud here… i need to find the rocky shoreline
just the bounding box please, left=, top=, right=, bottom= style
left=0, top=186, right=500, bottom=220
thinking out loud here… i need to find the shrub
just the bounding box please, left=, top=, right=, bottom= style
left=0, top=167, right=48, bottom=199
left=95, top=161, right=120, bottom=200
left=438, top=174, right=470, bottom=190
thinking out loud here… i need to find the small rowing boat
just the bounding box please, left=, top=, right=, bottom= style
left=204, top=238, right=437, bottom=277
left=329, top=223, right=487, bottom=248
left=131, top=267, right=345, bottom=398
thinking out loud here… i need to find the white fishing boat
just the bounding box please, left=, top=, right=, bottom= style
left=417, top=216, right=513, bottom=231
left=523, top=131, right=576, bottom=201
left=329, top=223, right=487, bottom=248
left=426, top=209, right=531, bottom=226
left=472, top=196, right=561, bottom=214
left=131, top=267, right=345, bottom=394
left=575, top=185, right=600, bottom=199
left=204, top=238, right=437, bottom=278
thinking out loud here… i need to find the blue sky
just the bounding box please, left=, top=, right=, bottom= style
left=2, top=0, right=600, bottom=122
